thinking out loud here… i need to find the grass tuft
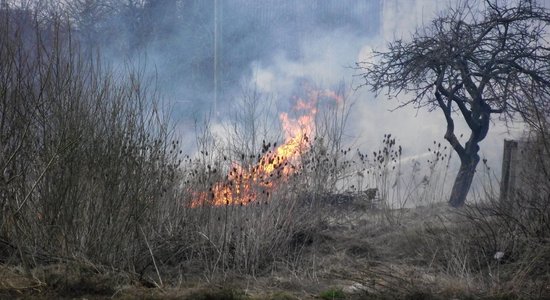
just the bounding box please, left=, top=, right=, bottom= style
left=186, top=287, right=249, bottom=300
left=319, top=288, right=346, bottom=300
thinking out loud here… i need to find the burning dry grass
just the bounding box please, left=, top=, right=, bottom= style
left=190, top=88, right=341, bottom=208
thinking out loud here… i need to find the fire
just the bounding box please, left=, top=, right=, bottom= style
left=190, top=88, right=340, bottom=207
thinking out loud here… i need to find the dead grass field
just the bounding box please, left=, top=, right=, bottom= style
left=2, top=202, right=548, bottom=300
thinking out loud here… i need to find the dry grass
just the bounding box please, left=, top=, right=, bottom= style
left=1, top=202, right=550, bottom=299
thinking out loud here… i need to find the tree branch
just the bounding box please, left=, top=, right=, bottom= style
left=435, top=91, right=466, bottom=158
left=436, top=82, right=477, bottom=131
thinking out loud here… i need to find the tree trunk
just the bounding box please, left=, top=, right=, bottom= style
left=449, top=154, right=480, bottom=207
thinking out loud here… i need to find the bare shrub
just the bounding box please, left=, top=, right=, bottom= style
left=0, top=7, right=180, bottom=274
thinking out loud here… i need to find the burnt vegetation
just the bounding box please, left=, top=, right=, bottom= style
left=0, top=1, right=549, bottom=299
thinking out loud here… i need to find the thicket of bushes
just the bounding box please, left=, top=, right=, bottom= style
left=0, top=8, right=182, bottom=272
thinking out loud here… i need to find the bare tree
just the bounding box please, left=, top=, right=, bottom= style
left=358, top=0, right=550, bottom=207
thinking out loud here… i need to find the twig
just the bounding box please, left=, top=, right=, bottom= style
left=14, top=135, right=81, bottom=215
left=14, top=153, right=57, bottom=215
left=140, top=225, right=163, bottom=287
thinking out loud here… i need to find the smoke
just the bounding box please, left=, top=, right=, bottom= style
left=227, top=0, right=524, bottom=190
left=14, top=0, right=525, bottom=188
left=162, top=0, right=521, bottom=177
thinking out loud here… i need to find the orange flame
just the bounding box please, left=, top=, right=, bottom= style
left=190, top=88, right=340, bottom=207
